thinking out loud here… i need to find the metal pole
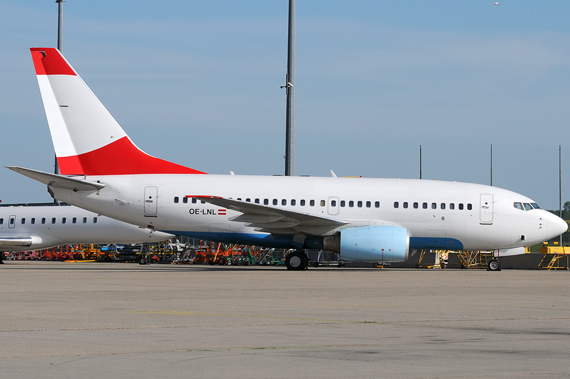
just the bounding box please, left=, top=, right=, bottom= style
left=490, top=144, right=493, bottom=186
left=558, top=145, right=562, bottom=246
left=284, top=0, right=295, bottom=176
left=57, top=0, right=64, bottom=52
left=54, top=0, right=65, bottom=182
left=419, top=145, right=422, bottom=179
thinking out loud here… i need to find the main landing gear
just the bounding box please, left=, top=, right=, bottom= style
left=487, top=258, right=502, bottom=271
left=285, top=250, right=308, bottom=270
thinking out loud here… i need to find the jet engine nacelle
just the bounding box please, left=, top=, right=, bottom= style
left=323, top=225, right=410, bottom=262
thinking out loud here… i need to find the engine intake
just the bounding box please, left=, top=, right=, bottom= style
left=323, top=225, right=410, bottom=262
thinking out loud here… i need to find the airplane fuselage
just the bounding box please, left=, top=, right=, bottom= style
left=49, top=174, right=559, bottom=255
left=0, top=203, right=173, bottom=252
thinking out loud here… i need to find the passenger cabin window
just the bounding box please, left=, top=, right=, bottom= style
left=403, top=202, right=408, bottom=209
left=432, top=203, right=437, bottom=209
left=255, top=199, right=260, bottom=204
left=291, top=199, right=296, bottom=206
left=246, top=198, right=251, bottom=203
left=183, top=197, right=188, bottom=204
left=331, top=200, right=337, bottom=207
left=423, top=202, right=428, bottom=209
left=42, top=218, right=46, bottom=224
left=174, top=196, right=179, bottom=203
left=264, top=199, right=269, bottom=205
left=341, top=201, right=346, bottom=207
left=62, top=218, right=66, bottom=224
left=375, top=201, right=380, bottom=208
left=310, top=200, right=315, bottom=206
left=192, top=198, right=197, bottom=204
left=10, top=218, right=14, bottom=225
left=459, top=203, right=464, bottom=210
left=450, top=203, right=455, bottom=210
left=357, top=201, right=362, bottom=208
left=441, top=203, right=446, bottom=210
left=394, top=202, right=399, bottom=209
left=349, top=201, right=354, bottom=208
left=273, top=199, right=278, bottom=206
left=72, top=217, right=77, bottom=224
left=366, top=201, right=371, bottom=208
left=51, top=218, right=56, bottom=224
left=83, top=217, right=87, bottom=224
left=300, top=200, right=305, bottom=206
left=21, top=218, right=25, bottom=225
left=0, top=218, right=3, bottom=225
left=524, top=203, right=533, bottom=211
left=283, top=199, right=288, bottom=206
left=414, top=202, right=418, bottom=209
left=467, top=203, right=472, bottom=210
left=320, top=200, right=325, bottom=207
left=31, top=218, right=35, bottom=225
left=93, top=217, right=98, bottom=224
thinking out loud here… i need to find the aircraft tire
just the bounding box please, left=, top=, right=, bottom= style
left=286, top=251, right=308, bottom=270
left=488, top=259, right=501, bottom=271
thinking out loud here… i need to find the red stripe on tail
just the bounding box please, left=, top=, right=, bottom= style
left=57, top=136, right=207, bottom=175
left=30, top=48, right=76, bottom=76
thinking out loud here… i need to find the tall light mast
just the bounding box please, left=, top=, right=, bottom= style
left=283, top=0, right=295, bottom=176
left=54, top=0, right=65, bottom=178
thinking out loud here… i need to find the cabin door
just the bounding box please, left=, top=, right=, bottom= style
left=144, top=186, right=158, bottom=217
left=480, top=194, right=494, bottom=224
left=8, top=215, right=16, bottom=229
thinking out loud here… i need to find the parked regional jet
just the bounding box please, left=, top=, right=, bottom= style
left=7, top=47, right=568, bottom=270
left=0, top=202, right=173, bottom=262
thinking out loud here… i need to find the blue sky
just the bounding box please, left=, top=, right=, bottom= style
left=1, top=1, right=570, bottom=209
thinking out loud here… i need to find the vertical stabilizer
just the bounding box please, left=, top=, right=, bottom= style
left=30, top=47, right=206, bottom=176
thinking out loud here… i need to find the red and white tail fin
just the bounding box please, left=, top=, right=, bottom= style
left=30, top=47, right=206, bottom=176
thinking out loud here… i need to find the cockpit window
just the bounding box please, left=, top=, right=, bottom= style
left=524, top=203, right=533, bottom=211
left=531, top=203, right=541, bottom=209
left=513, top=202, right=524, bottom=210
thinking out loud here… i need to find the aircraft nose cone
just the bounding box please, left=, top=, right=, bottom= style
left=549, top=214, right=568, bottom=239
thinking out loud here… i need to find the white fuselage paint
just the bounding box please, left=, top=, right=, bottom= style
left=49, top=174, right=566, bottom=252
left=0, top=203, right=173, bottom=252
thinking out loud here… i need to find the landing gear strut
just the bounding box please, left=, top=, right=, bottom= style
left=285, top=250, right=308, bottom=270
left=488, top=258, right=501, bottom=271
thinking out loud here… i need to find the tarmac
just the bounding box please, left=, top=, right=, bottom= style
left=1, top=262, right=569, bottom=379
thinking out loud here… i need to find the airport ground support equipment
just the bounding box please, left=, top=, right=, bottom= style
left=537, top=243, right=570, bottom=270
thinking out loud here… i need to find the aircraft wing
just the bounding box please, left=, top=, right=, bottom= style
left=6, top=166, right=105, bottom=191
left=190, top=196, right=348, bottom=235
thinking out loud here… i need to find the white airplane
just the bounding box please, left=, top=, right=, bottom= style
left=8, top=47, right=567, bottom=271
left=0, top=202, right=173, bottom=262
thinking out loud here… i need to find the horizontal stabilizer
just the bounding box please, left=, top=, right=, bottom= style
left=6, top=166, right=105, bottom=191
